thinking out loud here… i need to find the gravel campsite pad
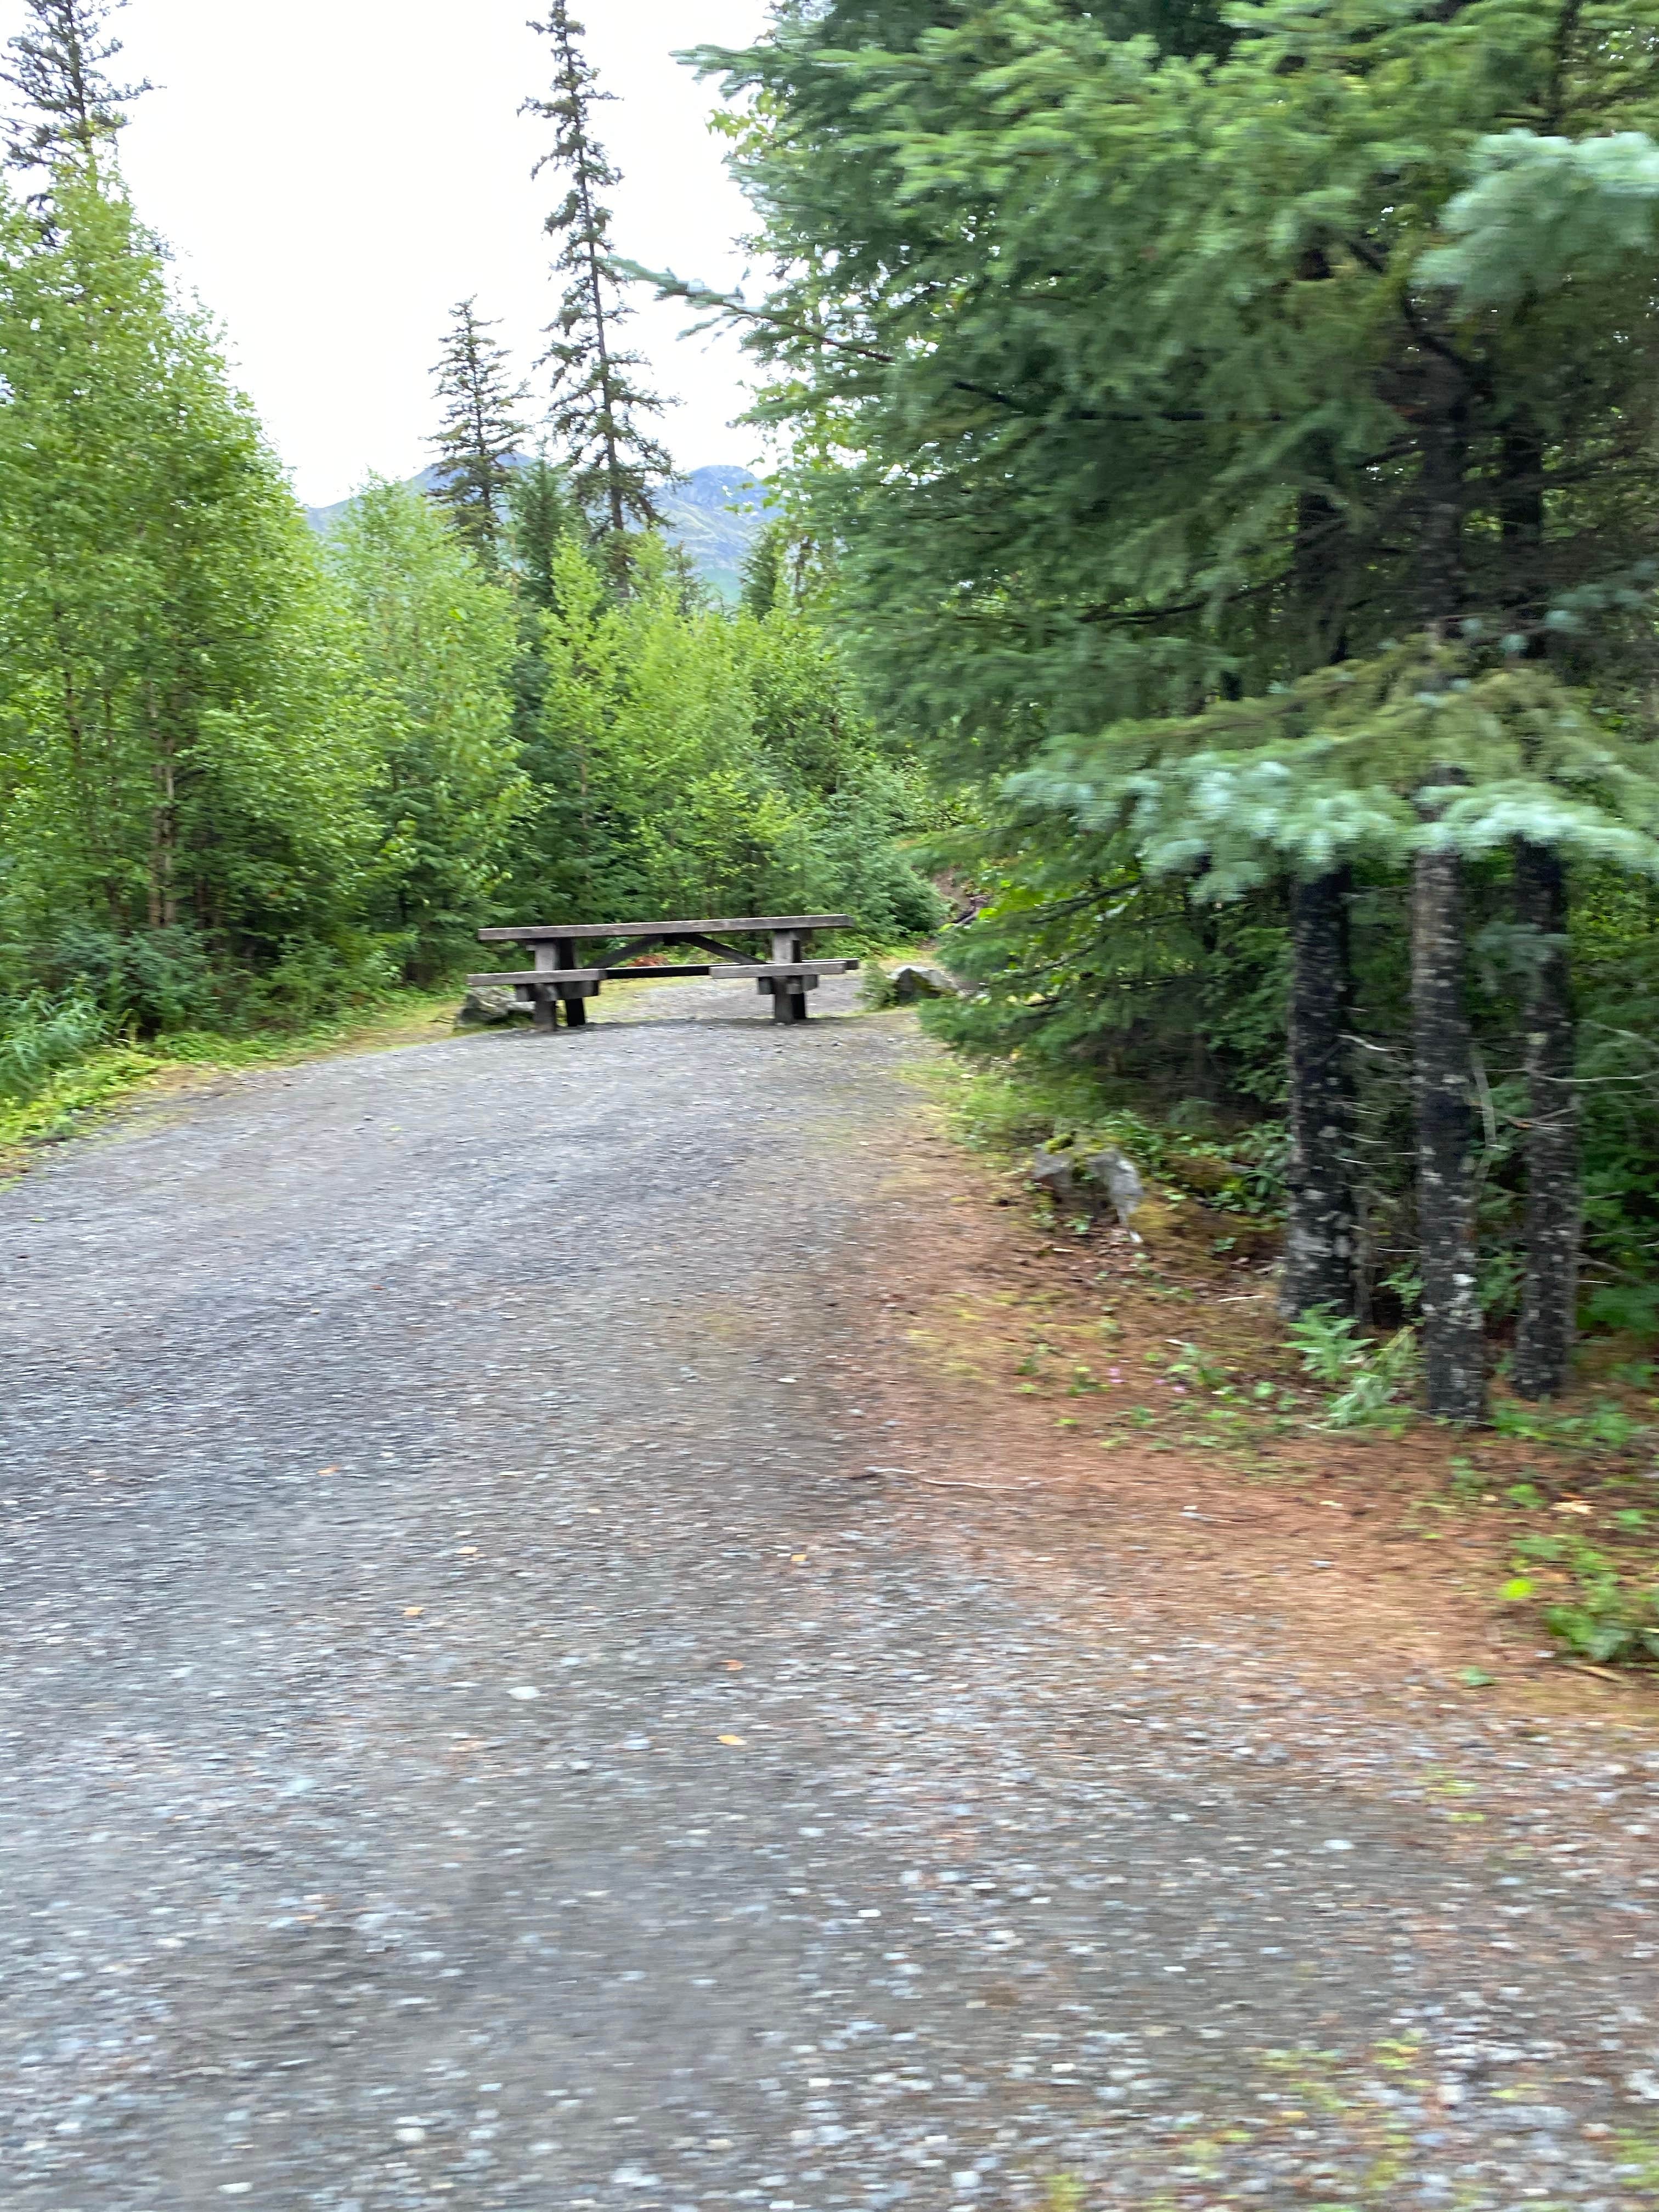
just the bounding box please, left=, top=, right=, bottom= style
left=4, top=975, right=1659, bottom=2211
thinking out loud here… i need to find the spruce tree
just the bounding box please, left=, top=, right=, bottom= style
left=2, top=0, right=148, bottom=183
left=429, top=297, right=527, bottom=567
left=507, top=455, right=583, bottom=612
left=523, top=3, right=674, bottom=572
left=682, top=0, right=1659, bottom=1421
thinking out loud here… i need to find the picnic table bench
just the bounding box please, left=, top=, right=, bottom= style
left=470, top=915, right=859, bottom=1029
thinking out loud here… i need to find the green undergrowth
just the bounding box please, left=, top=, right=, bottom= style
left=928, top=1053, right=1290, bottom=1218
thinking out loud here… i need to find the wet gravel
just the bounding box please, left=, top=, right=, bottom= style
left=3, top=977, right=1658, bottom=2210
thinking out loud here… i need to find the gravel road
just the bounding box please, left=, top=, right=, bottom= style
left=4, top=978, right=1658, bottom=2211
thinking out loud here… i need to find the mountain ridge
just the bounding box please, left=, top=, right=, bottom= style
left=305, top=460, right=770, bottom=602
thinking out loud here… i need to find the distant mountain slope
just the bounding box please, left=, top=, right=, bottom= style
left=656, top=466, right=770, bottom=601
left=304, top=461, right=770, bottom=602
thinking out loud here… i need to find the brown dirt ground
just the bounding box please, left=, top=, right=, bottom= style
left=836, top=1095, right=1659, bottom=1744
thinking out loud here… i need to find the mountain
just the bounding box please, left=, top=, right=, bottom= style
left=304, top=461, right=770, bottom=602
left=655, top=466, right=771, bottom=601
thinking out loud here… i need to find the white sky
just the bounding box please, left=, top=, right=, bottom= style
left=0, top=0, right=774, bottom=505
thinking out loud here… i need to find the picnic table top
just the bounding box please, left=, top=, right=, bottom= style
left=477, top=913, right=856, bottom=944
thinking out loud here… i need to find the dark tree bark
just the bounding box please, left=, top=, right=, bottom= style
left=1410, top=346, right=1485, bottom=1421
left=1412, top=838, right=1486, bottom=1421
left=1280, top=867, right=1356, bottom=1317
left=1278, top=456, right=1359, bottom=1317
left=1512, top=839, right=1578, bottom=1397
left=1493, top=398, right=1581, bottom=1398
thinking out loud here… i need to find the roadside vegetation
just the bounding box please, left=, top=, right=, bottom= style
left=0, top=1, right=941, bottom=1135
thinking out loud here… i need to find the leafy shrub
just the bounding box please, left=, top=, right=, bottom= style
left=34, top=924, right=219, bottom=1035
left=1508, top=1535, right=1659, bottom=1666
left=1285, top=1305, right=1419, bottom=1426
left=1327, top=1328, right=1419, bottom=1429
left=1286, top=1307, right=1370, bottom=1387
left=0, top=991, right=108, bottom=1103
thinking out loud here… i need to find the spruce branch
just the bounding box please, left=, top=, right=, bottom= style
left=2, top=0, right=148, bottom=183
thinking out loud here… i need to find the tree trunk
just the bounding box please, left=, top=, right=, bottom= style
left=1280, top=867, right=1356, bottom=1316
left=1278, top=445, right=1358, bottom=1318
left=1512, top=839, right=1578, bottom=1397
left=1412, top=838, right=1486, bottom=1422
left=1406, top=339, right=1485, bottom=1420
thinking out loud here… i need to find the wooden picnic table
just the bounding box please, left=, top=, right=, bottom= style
left=470, top=915, right=859, bottom=1030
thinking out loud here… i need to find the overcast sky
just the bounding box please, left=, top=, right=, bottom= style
left=0, top=1, right=774, bottom=505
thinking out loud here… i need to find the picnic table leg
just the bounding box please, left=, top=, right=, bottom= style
left=532, top=944, right=562, bottom=1032
left=551, top=938, right=588, bottom=1030
left=771, top=929, right=811, bottom=1023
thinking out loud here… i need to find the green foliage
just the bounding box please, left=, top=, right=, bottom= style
left=0, top=171, right=377, bottom=996
left=1419, top=131, right=1659, bottom=313
left=3, top=0, right=148, bottom=182
left=500, top=534, right=941, bottom=934
left=1285, top=1306, right=1419, bottom=1426
left=1511, top=1533, right=1659, bottom=1666
left=0, top=988, right=105, bottom=1102
left=917, top=810, right=1294, bottom=1108
left=507, top=455, right=585, bottom=611
left=688, top=0, right=1659, bottom=1365
left=1015, top=650, right=1659, bottom=901
left=1285, top=1308, right=1371, bottom=1390
left=326, top=477, right=527, bottom=983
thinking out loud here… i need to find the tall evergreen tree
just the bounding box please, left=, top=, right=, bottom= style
left=507, top=455, right=583, bottom=612
left=428, top=297, right=526, bottom=567
left=523, top=3, right=674, bottom=568
left=2, top=0, right=148, bottom=183
left=681, top=0, right=1659, bottom=1421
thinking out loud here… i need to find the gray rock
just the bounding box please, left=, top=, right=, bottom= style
left=889, top=964, right=959, bottom=1005
left=1082, top=1146, right=1144, bottom=1226
left=1028, top=1148, right=1077, bottom=1204
left=456, top=984, right=532, bottom=1028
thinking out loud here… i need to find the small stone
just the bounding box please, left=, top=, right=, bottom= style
left=1028, top=1148, right=1076, bottom=1204
left=507, top=1685, right=540, bottom=1701
left=456, top=984, right=532, bottom=1027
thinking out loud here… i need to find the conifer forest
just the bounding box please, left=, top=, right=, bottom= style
left=4, top=0, right=1659, bottom=1434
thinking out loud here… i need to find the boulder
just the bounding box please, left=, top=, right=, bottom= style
left=1081, top=1146, right=1145, bottom=1227
left=889, top=962, right=960, bottom=1004
left=1028, top=1147, right=1078, bottom=1205
left=456, top=984, right=532, bottom=1028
